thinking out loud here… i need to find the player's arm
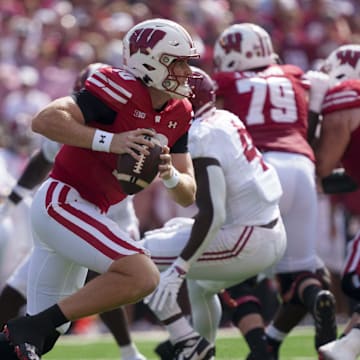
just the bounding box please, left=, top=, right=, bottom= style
left=144, top=157, right=226, bottom=312
left=315, top=109, right=352, bottom=177
left=31, top=93, right=155, bottom=160
left=179, top=157, right=225, bottom=263
left=159, top=133, right=196, bottom=207
left=303, top=70, right=330, bottom=144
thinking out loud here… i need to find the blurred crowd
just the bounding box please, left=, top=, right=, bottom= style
left=1, top=0, right=360, bottom=332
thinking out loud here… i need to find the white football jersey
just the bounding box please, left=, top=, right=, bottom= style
left=188, top=109, right=282, bottom=226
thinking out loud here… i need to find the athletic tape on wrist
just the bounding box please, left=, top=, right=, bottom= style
left=162, top=168, right=180, bottom=189
left=91, top=129, right=114, bottom=152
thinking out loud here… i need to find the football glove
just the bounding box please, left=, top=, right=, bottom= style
left=144, top=257, right=189, bottom=313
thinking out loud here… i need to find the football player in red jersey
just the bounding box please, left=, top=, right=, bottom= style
left=212, top=23, right=337, bottom=359
left=316, top=44, right=360, bottom=360
left=142, top=66, right=286, bottom=360
left=0, top=18, right=199, bottom=360
left=0, top=62, right=147, bottom=360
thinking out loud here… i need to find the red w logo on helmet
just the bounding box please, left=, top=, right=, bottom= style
left=220, top=33, right=243, bottom=54
left=337, top=50, right=360, bottom=68
left=129, top=28, right=166, bottom=56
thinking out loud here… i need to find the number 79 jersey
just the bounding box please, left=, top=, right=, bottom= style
left=213, top=64, right=314, bottom=161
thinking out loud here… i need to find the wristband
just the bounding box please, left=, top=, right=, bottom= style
left=91, top=129, right=114, bottom=152
left=12, top=185, right=32, bottom=199
left=162, top=168, right=180, bottom=189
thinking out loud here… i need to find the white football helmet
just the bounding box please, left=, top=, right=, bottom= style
left=322, top=44, right=360, bottom=86
left=213, top=23, right=277, bottom=72
left=122, top=18, right=199, bottom=98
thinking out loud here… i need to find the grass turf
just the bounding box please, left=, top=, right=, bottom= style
left=43, top=326, right=320, bottom=359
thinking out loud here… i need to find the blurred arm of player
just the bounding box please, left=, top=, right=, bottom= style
left=304, top=70, right=330, bottom=144
left=158, top=146, right=196, bottom=207
left=145, top=156, right=226, bottom=311
left=315, top=108, right=360, bottom=193
left=0, top=139, right=59, bottom=217
left=315, top=108, right=358, bottom=177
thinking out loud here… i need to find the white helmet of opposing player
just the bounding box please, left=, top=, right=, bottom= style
left=122, top=18, right=199, bottom=98
left=214, top=23, right=277, bottom=72
left=322, top=44, right=360, bottom=86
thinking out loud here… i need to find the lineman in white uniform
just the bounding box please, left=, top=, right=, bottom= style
left=142, top=67, right=287, bottom=360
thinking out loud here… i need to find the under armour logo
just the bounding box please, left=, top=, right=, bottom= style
left=99, top=135, right=106, bottom=144
left=168, top=121, right=178, bottom=129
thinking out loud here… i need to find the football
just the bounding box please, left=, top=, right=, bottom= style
left=114, top=135, right=163, bottom=195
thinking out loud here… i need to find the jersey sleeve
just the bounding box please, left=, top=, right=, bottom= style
left=322, top=80, right=360, bottom=114
left=85, top=66, right=136, bottom=112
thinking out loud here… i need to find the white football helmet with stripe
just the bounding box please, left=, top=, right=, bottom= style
left=322, top=44, right=360, bottom=86
left=122, top=18, right=199, bottom=98
left=214, top=23, right=277, bottom=72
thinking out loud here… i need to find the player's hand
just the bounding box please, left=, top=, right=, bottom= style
left=144, top=258, right=189, bottom=312
left=112, top=128, right=156, bottom=160
left=305, top=70, right=330, bottom=113
left=158, top=146, right=173, bottom=180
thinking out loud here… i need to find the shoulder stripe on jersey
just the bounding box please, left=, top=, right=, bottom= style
left=87, top=73, right=132, bottom=105
left=323, top=90, right=360, bottom=110
left=96, top=72, right=133, bottom=98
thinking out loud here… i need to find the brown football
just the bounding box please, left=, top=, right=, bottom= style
left=114, top=135, right=163, bottom=195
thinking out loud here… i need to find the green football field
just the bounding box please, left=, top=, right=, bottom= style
left=42, top=326, right=323, bottom=359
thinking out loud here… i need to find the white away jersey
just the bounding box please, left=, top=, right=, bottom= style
left=188, top=109, right=282, bottom=226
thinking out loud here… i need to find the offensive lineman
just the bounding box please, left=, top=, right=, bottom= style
left=212, top=23, right=337, bottom=359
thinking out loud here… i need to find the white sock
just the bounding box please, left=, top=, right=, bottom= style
left=265, top=323, right=287, bottom=342
left=120, top=343, right=140, bottom=360
left=165, top=317, right=198, bottom=344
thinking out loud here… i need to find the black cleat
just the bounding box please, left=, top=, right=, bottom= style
left=313, top=290, right=337, bottom=350
left=0, top=332, right=18, bottom=359
left=154, top=339, right=175, bottom=360
left=14, top=342, right=41, bottom=360
left=173, top=335, right=215, bottom=360
left=2, top=317, right=44, bottom=360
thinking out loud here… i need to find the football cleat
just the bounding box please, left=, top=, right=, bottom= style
left=319, top=328, right=360, bottom=360
left=14, top=342, right=41, bottom=360
left=0, top=332, right=18, bottom=359
left=2, top=317, right=44, bottom=360
left=173, top=335, right=215, bottom=360
left=154, top=339, right=175, bottom=360
left=313, top=290, right=337, bottom=350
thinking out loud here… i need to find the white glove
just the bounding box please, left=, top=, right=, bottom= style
left=144, top=257, right=190, bottom=312
left=305, top=70, right=330, bottom=113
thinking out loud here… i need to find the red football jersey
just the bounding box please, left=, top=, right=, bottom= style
left=322, top=80, right=360, bottom=184
left=51, top=66, right=193, bottom=212
left=213, top=64, right=314, bottom=161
